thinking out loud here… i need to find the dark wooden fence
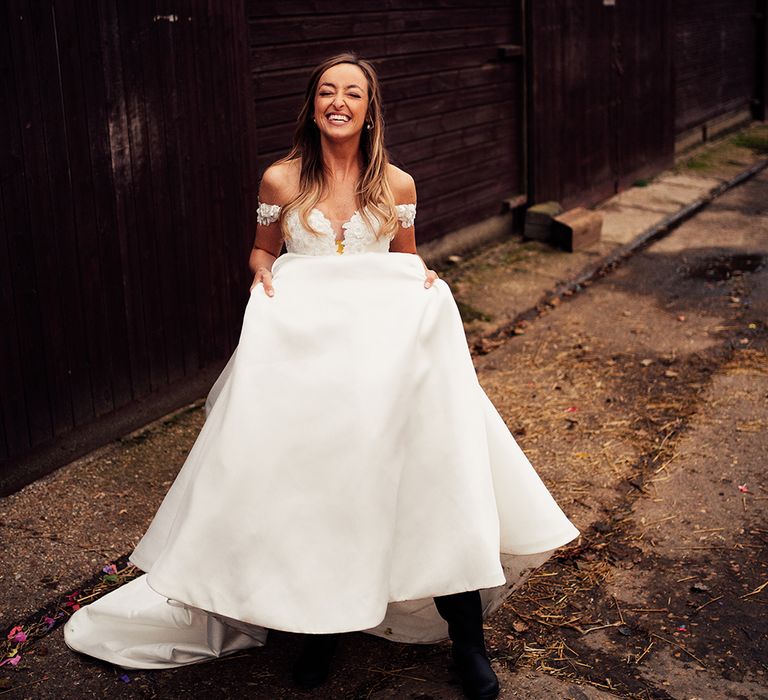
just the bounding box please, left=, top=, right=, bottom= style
left=1, top=0, right=257, bottom=492
left=526, top=0, right=675, bottom=209
left=674, top=0, right=759, bottom=135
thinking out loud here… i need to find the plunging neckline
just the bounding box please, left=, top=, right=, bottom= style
left=312, top=207, right=360, bottom=242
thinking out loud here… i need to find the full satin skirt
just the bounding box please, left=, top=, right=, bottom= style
left=63, top=251, right=579, bottom=669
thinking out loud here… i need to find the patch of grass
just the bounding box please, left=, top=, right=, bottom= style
left=632, top=178, right=650, bottom=187
left=683, top=152, right=715, bottom=171
left=520, top=240, right=560, bottom=257
left=730, top=131, right=768, bottom=155
left=455, top=299, right=493, bottom=323
left=497, top=247, right=536, bottom=266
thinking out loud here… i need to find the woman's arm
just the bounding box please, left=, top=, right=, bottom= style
left=388, top=165, right=439, bottom=288
left=249, top=165, right=287, bottom=294
left=250, top=165, right=285, bottom=271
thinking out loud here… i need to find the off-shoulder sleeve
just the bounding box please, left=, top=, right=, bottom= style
left=257, top=202, right=282, bottom=226
left=395, top=203, right=416, bottom=228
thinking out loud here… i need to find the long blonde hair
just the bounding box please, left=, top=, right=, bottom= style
left=272, top=52, right=399, bottom=242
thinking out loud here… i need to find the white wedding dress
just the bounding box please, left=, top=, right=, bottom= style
left=63, top=201, right=579, bottom=669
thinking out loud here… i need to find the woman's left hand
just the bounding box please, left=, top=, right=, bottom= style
left=413, top=254, right=438, bottom=288
left=424, top=269, right=439, bottom=288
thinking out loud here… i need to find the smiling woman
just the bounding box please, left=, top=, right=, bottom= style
left=62, top=52, right=579, bottom=700
left=248, top=54, right=417, bottom=265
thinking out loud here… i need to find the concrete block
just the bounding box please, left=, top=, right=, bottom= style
left=524, top=201, right=562, bottom=242
left=552, top=207, right=602, bottom=252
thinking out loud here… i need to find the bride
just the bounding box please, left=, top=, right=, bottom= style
left=63, top=53, right=579, bottom=700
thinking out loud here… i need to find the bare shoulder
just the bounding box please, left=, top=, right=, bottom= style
left=386, top=163, right=416, bottom=203
left=259, top=158, right=301, bottom=204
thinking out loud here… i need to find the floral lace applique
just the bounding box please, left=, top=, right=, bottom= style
left=260, top=202, right=417, bottom=256
left=285, top=209, right=339, bottom=256
left=395, top=203, right=417, bottom=228
left=256, top=202, right=281, bottom=226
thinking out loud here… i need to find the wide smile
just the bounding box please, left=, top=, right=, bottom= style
left=326, top=112, right=352, bottom=126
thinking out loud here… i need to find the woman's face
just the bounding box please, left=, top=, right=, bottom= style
left=313, top=63, right=370, bottom=139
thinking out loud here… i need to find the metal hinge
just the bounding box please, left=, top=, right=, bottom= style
left=497, top=45, right=524, bottom=61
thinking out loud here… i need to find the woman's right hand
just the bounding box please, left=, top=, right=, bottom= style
left=250, top=266, right=275, bottom=296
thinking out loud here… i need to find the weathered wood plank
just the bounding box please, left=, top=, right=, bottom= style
left=8, top=1, right=74, bottom=438
left=252, top=46, right=510, bottom=100
left=98, top=0, right=152, bottom=400
left=10, top=1, right=93, bottom=438
left=54, top=0, right=115, bottom=418
left=673, top=0, right=756, bottom=132
left=75, top=0, right=134, bottom=412
left=118, top=1, right=170, bottom=392
left=247, top=0, right=510, bottom=17
left=154, top=0, right=201, bottom=379
left=249, top=8, right=513, bottom=46
left=249, top=26, right=512, bottom=72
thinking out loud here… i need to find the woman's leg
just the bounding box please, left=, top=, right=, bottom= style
left=291, top=632, right=342, bottom=689
left=433, top=590, right=500, bottom=700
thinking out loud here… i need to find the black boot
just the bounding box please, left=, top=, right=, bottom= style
left=433, top=590, right=499, bottom=700
left=291, top=632, right=342, bottom=689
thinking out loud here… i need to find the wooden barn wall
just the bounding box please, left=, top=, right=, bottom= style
left=527, top=0, right=674, bottom=210
left=246, top=0, right=527, bottom=245
left=0, top=0, right=257, bottom=487
left=673, top=0, right=757, bottom=135
left=616, top=1, right=675, bottom=189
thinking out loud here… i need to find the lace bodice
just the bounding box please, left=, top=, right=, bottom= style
left=257, top=202, right=417, bottom=256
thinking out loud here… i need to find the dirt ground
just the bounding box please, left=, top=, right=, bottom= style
left=1, top=166, right=766, bottom=698
left=463, top=171, right=768, bottom=699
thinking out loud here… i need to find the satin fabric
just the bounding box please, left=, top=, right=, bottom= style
left=64, top=251, right=579, bottom=669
